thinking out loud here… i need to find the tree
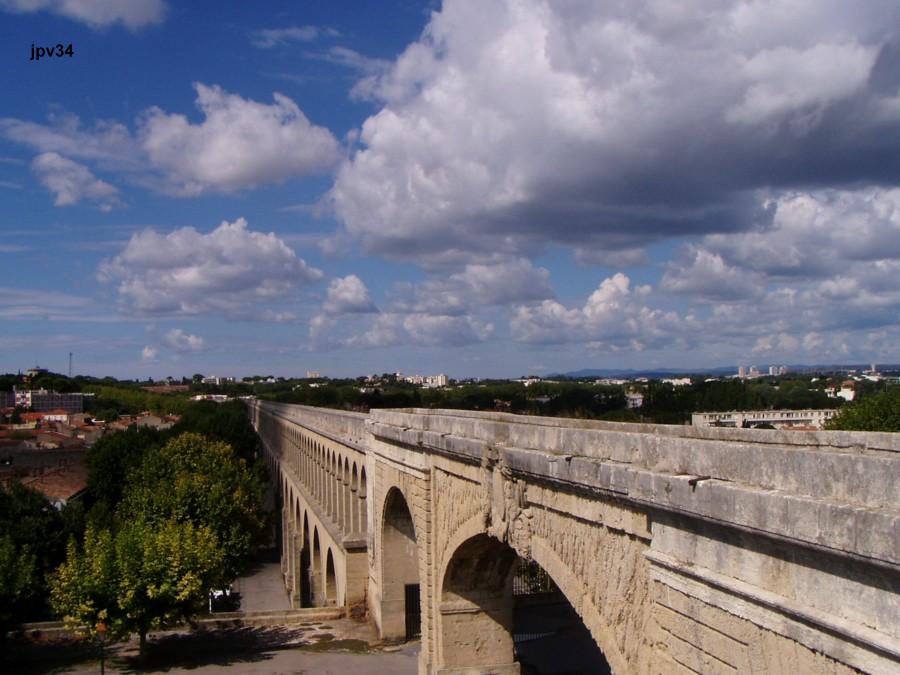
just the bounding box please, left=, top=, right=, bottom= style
left=0, top=534, right=37, bottom=635
left=86, top=426, right=163, bottom=510
left=50, top=519, right=222, bottom=659
left=118, top=433, right=266, bottom=580
left=49, top=527, right=118, bottom=642
left=826, top=387, right=900, bottom=432
left=0, top=482, right=66, bottom=626
left=114, top=519, right=222, bottom=656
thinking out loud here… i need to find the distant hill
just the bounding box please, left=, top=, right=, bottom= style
left=551, top=367, right=736, bottom=379
left=550, top=364, right=900, bottom=380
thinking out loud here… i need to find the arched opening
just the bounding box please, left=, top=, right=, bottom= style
left=325, top=548, right=338, bottom=605
left=358, top=467, right=367, bottom=537
left=341, top=457, right=351, bottom=532
left=291, top=501, right=302, bottom=601
left=379, top=487, right=419, bottom=640
left=311, top=526, right=322, bottom=606
left=350, top=463, right=359, bottom=535
left=300, top=512, right=312, bottom=607
left=512, top=558, right=610, bottom=674
left=439, top=534, right=610, bottom=674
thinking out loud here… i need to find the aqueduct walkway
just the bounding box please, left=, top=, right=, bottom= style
left=247, top=400, right=900, bottom=674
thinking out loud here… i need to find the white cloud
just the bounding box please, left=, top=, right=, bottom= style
left=511, top=273, right=683, bottom=351
left=330, top=0, right=900, bottom=263
left=251, top=25, right=336, bottom=49
left=0, top=114, right=138, bottom=168
left=661, top=247, right=761, bottom=301
left=726, top=43, right=878, bottom=126
left=0, top=0, right=166, bottom=29
left=1, top=84, right=339, bottom=199
left=98, top=217, right=323, bottom=316
left=391, top=258, right=553, bottom=315
left=163, top=328, right=205, bottom=353
left=141, top=345, right=159, bottom=361
left=31, top=152, right=119, bottom=209
left=139, top=83, right=340, bottom=195
left=324, top=275, right=377, bottom=315
left=341, top=312, right=493, bottom=349
left=751, top=333, right=800, bottom=355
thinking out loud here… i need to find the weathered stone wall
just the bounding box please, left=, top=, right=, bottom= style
left=251, top=401, right=899, bottom=674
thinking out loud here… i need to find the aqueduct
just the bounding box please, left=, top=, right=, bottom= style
left=248, top=400, right=899, bottom=674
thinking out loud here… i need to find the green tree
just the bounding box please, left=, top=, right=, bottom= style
left=115, top=519, right=222, bottom=656
left=826, top=387, right=900, bottom=431
left=0, top=482, right=66, bottom=625
left=118, top=433, right=266, bottom=579
left=50, top=520, right=222, bottom=658
left=86, top=426, right=163, bottom=510
left=49, top=527, right=118, bottom=642
left=0, top=534, right=37, bottom=635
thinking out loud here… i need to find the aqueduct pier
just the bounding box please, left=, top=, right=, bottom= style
left=248, top=400, right=899, bottom=674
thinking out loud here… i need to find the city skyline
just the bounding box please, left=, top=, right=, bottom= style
left=3, top=1, right=900, bottom=379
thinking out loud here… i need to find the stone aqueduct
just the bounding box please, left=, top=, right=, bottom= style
left=247, top=400, right=899, bottom=674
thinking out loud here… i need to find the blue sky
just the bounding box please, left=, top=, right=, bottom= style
left=1, top=0, right=900, bottom=379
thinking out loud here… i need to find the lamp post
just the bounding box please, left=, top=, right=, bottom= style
left=95, top=620, right=107, bottom=675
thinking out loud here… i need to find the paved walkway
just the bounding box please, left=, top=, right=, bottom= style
left=231, top=558, right=292, bottom=612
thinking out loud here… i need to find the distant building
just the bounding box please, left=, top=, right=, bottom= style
left=306, top=371, right=322, bottom=379
left=625, top=392, right=644, bottom=409
left=403, top=373, right=449, bottom=388
left=827, top=381, right=856, bottom=402
left=692, top=408, right=837, bottom=430
left=10, top=389, right=88, bottom=413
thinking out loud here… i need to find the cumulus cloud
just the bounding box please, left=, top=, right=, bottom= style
left=661, top=247, right=761, bottom=301
left=341, top=312, right=493, bottom=349
left=511, top=273, right=684, bottom=352
left=31, top=152, right=119, bottom=209
left=98, top=217, right=322, bottom=316
left=702, top=189, right=900, bottom=277
left=141, top=345, right=158, bottom=361
left=139, top=83, right=341, bottom=195
left=323, top=275, right=377, bottom=315
left=0, top=0, right=166, bottom=29
left=1, top=84, right=339, bottom=199
left=163, top=328, right=205, bottom=353
left=330, top=0, right=900, bottom=263
left=390, top=258, right=553, bottom=315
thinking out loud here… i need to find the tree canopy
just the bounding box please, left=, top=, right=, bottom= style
left=118, top=433, right=266, bottom=579
left=50, top=519, right=222, bottom=656
left=826, top=387, right=900, bottom=432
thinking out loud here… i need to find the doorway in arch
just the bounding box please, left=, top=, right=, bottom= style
left=439, top=534, right=611, bottom=674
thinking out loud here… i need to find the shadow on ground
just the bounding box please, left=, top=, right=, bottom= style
left=3, top=625, right=323, bottom=674
left=118, top=626, right=309, bottom=672
left=2, top=636, right=98, bottom=675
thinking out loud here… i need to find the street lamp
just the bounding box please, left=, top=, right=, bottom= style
left=95, top=620, right=107, bottom=675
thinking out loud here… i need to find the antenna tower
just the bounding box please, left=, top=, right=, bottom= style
left=69, top=352, right=73, bottom=378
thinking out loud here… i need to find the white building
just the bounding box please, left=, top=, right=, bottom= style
left=692, top=408, right=837, bottom=430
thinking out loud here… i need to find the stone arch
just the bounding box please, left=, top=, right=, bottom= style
left=378, top=486, right=420, bottom=640
left=341, top=456, right=351, bottom=530
left=436, top=514, right=624, bottom=673
left=311, top=526, right=323, bottom=606
left=325, top=547, right=338, bottom=605
left=359, top=466, right=368, bottom=536
left=300, top=511, right=312, bottom=606
left=350, top=463, right=360, bottom=534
